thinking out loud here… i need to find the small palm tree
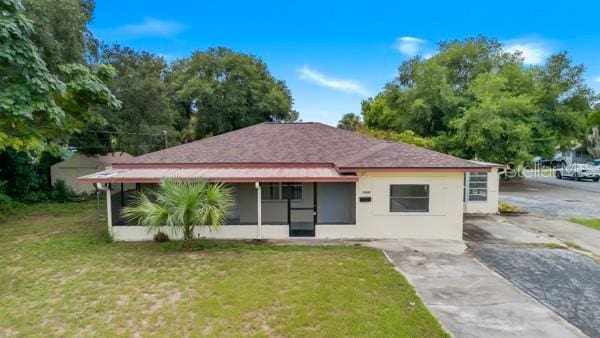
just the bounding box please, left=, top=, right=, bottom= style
left=122, top=179, right=232, bottom=241
left=337, top=113, right=364, bottom=131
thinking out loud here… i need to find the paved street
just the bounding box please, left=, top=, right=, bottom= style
left=527, top=176, right=600, bottom=193
left=500, top=177, right=600, bottom=218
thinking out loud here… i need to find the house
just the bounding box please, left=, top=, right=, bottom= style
left=78, top=122, right=499, bottom=241
left=51, top=152, right=133, bottom=194
left=554, top=143, right=593, bottom=165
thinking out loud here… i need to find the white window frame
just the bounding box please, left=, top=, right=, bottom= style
left=261, top=183, right=303, bottom=201
left=389, top=184, right=430, bottom=212
left=466, top=172, right=488, bottom=202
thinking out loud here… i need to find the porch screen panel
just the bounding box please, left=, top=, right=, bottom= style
left=111, top=184, right=138, bottom=225
left=317, top=182, right=356, bottom=224
left=225, top=183, right=241, bottom=224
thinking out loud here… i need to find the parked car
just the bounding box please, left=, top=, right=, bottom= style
left=534, top=158, right=566, bottom=168
left=556, top=163, right=600, bottom=181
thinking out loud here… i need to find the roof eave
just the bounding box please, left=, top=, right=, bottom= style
left=78, top=176, right=359, bottom=184
left=337, top=166, right=492, bottom=173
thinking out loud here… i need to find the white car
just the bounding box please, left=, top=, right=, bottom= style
left=556, top=163, right=600, bottom=182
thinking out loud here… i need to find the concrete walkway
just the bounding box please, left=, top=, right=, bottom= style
left=464, top=213, right=600, bottom=257
left=504, top=216, right=600, bottom=257
left=367, top=240, right=586, bottom=338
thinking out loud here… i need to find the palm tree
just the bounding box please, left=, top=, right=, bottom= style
left=337, top=113, right=364, bottom=131
left=122, top=179, right=232, bottom=241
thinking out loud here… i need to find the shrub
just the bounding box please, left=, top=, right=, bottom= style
left=20, top=191, right=49, bottom=203
left=498, top=201, right=523, bottom=213
left=154, top=232, right=169, bottom=242
left=0, top=193, right=14, bottom=217
left=50, top=180, right=75, bottom=202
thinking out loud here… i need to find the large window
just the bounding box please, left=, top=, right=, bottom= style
left=261, top=183, right=303, bottom=201
left=389, top=184, right=429, bottom=212
left=467, top=172, right=488, bottom=202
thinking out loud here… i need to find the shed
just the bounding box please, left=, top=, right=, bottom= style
left=51, top=152, right=133, bottom=194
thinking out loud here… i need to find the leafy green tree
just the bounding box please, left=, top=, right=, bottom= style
left=587, top=108, right=600, bottom=158
left=443, top=72, right=537, bottom=163
left=0, top=148, right=46, bottom=202
left=1, top=0, right=120, bottom=152
left=35, top=148, right=64, bottom=193
left=362, top=36, right=597, bottom=164
left=71, top=45, right=176, bottom=155
left=168, top=47, right=294, bottom=140
left=363, top=129, right=437, bottom=150
left=22, top=0, right=97, bottom=71
left=337, top=113, right=363, bottom=131
left=122, top=180, right=233, bottom=241
left=1, top=0, right=65, bottom=151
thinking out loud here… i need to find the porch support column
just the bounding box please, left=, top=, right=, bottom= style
left=106, top=184, right=113, bottom=235
left=255, top=182, right=262, bottom=240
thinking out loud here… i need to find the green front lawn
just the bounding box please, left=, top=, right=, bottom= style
left=0, top=201, right=446, bottom=337
left=568, top=218, right=600, bottom=231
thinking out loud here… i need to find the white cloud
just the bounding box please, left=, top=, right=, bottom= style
left=504, top=39, right=550, bottom=65
left=394, top=36, right=426, bottom=57
left=593, top=76, right=600, bottom=83
left=119, top=18, right=187, bottom=37
left=298, top=65, right=369, bottom=96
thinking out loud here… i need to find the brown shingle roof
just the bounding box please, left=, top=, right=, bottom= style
left=117, top=122, right=487, bottom=170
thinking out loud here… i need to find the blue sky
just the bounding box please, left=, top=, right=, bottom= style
left=90, top=0, right=600, bottom=126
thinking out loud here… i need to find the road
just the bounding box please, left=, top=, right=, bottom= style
left=527, top=176, right=600, bottom=193
left=500, top=177, right=600, bottom=219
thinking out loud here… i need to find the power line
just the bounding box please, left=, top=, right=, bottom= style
left=75, top=128, right=172, bottom=149
left=84, top=129, right=166, bottom=137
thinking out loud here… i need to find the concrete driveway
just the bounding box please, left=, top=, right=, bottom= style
left=464, top=215, right=600, bottom=337
left=367, top=240, right=585, bottom=338
left=471, top=244, right=600, bottom=338
left=500, top=178, right=600, bottom=218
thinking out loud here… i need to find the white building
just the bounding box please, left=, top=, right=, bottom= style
left=79, top=122, right=499, bottom=241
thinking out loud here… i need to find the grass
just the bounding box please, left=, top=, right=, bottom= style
left=0, top=201, right=447, bottom=337
left=569, top=218, right=600, bottom=231
left=498, top=201, right=524, bottom=213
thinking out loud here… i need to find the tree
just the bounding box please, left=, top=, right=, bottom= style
left=0, top=148, right=43, bottom=201
left=361, top=36, right=597, bottom=164
left=587, top=127, right=600, bottom=159
left=337, top=113, right=363, bottom=131
left=0, top=0, right=119, bottom=152
left=22, top=0, right=97, bottom=71
left=168, top=47, right=294, bottom=141
left=587, top=108, right=600, bottom=158
left=71, top=45, right=176, bottom=155
left=362, top=129, right=437, bottom=149
left=122, top=180, right=233, bottom=241
left=1, top=0, right=65, bottom=151
left=443, top=72, right=537, bottom=163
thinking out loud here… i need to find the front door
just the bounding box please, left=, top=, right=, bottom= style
left=286, top=183, right=316, bottom=237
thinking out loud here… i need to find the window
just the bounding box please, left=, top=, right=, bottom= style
left=467, top=172, right=487, bottom=202
left=389, top=184, right=429, bottom=212
left=261, top=183, right=302, bottom=201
